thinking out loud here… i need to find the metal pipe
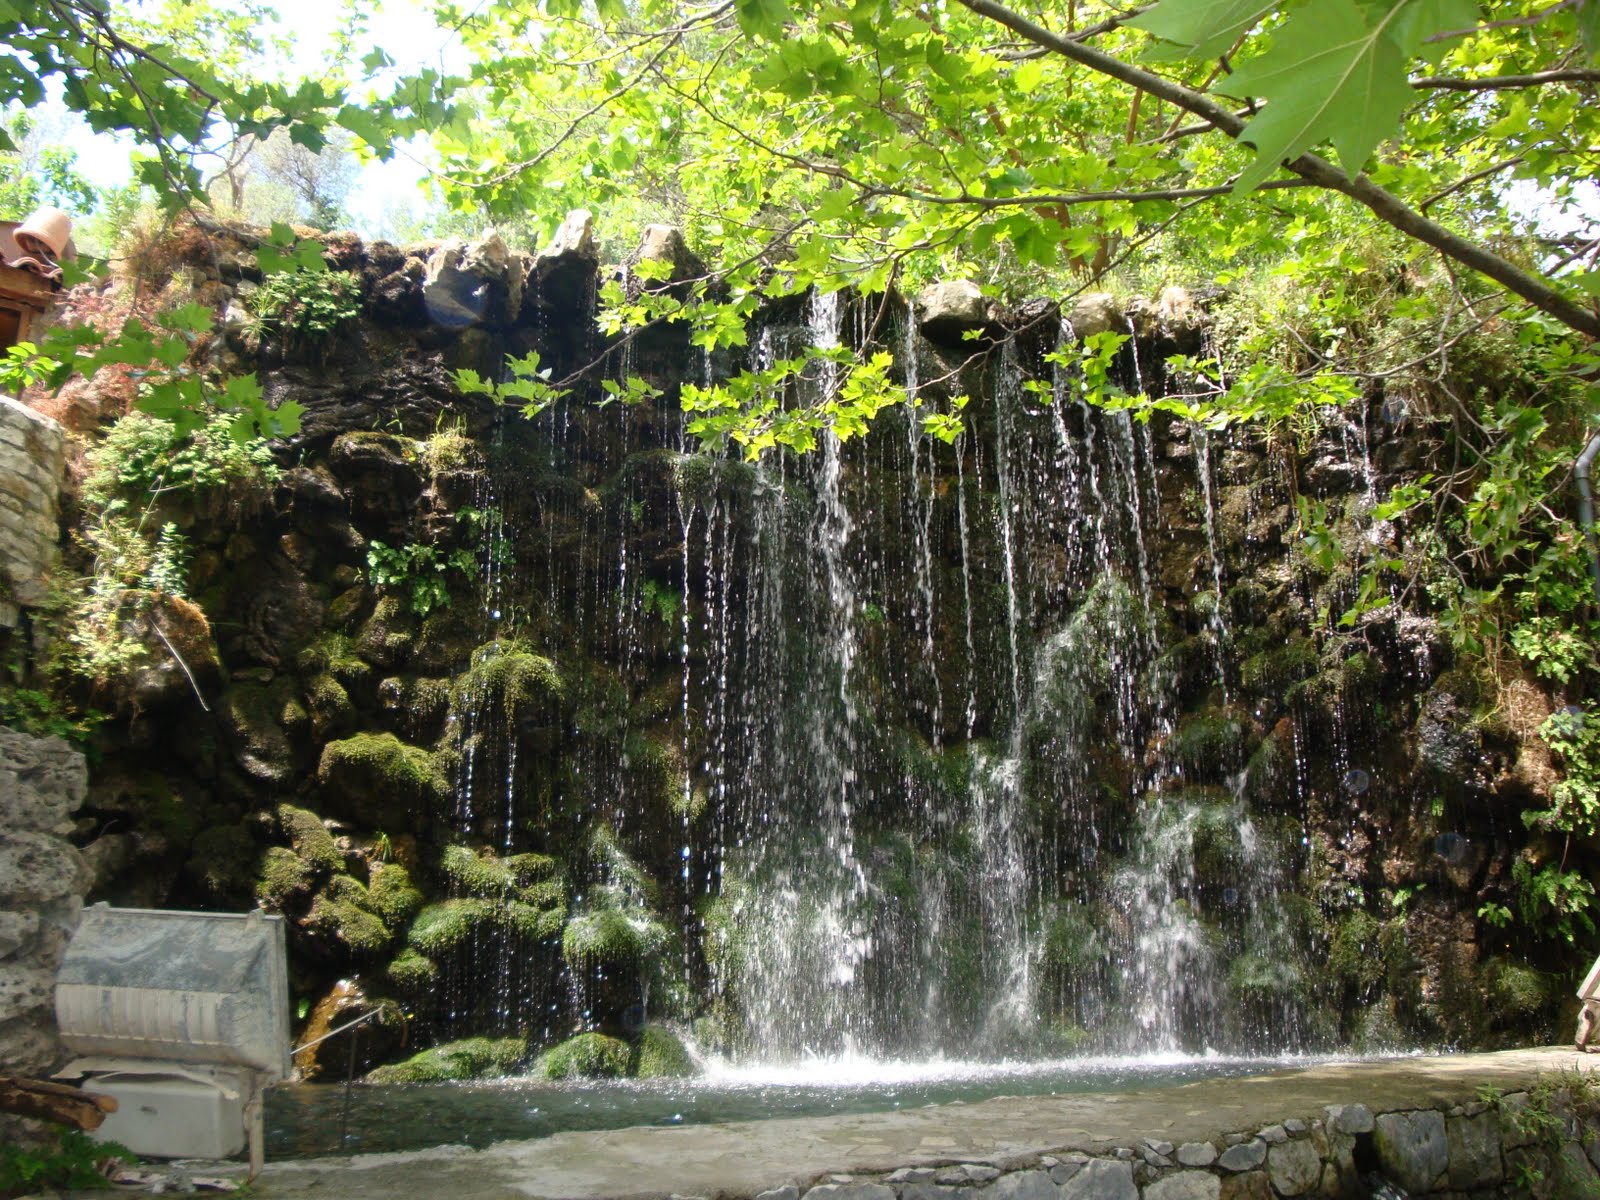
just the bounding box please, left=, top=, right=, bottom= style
left=289, top=1006, right=384, bottom=1055
left=1578, top=431, right=1600, bottom=607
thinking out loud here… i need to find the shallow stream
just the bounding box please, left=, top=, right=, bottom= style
left=266, top=1051, right=1383, bottom=1159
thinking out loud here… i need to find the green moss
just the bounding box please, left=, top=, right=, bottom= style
left=1483, top=956, right=1554, bottom=1026
left=308, top=876, right=392, bottom=956
left=589, top=824, right=659, bottom=907
left=1041, top=902, right=1104, bottom=972
left=442, top=844, right=513, bottom=895
left=276, top=804, right=344, bottom=873
left=326, top=586, right=371, bottom=630
left=634, top=1025, right=694, bottom=1078
left=186, top=825, right=256, bottom=898
left=367, top=1036, right=527, bottom=1083
left=1240, top=636, right=1318, bottom=693
left=304, top=671, right=355, bottom=739
left=356, top=595, right=416, bottom=665
left=368, top=862, right=423, bottom=927
left=562, top=907, right=668, bottom=968
left=220, top=681, right=297, bottom=785
left=1165, top=710, right=1248, bottom=777
left=698, top=887, right=748, bottom=984
left=408, top=898, right=495, bottom=955
left=1228, top=953, right=1305, bottom=1003
left=500, top=898, right=567, bottom=940
left=385, top=947, right=439, bottom=993
left=317, top=732, right=449, bottom=828
left=1328, top=910, right=1385, bottom=991
left=1191, top=805, right=1246, bottom=890
left=450, top=641, right=565, bottom=730
left=297, top=631, right=370, bottom=685
left=256, top=846, right=313, bottom=905
left=534, top=1033, right=632, bottom=1080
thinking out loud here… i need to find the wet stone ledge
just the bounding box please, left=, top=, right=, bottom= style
left=748, top=1095, right=1593, bottom=1200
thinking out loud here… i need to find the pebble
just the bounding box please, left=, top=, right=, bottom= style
left=1217, top=1140, right=1268, bottom=1172
left=1258, top=1125, right=1288, bottom=1145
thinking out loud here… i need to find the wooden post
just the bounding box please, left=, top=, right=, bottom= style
left=0, top=1075, right=118, bottom=1130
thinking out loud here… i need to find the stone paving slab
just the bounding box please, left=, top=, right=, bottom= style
left=250, top=1048, right=1595, bottom=1200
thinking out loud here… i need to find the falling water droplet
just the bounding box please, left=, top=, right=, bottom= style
left=1343, top=768, right=1371, bottom=795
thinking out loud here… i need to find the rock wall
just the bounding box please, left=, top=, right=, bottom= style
left=12, top=216, right=1580, bottom=1080
left=0, top=727, right=89, bottom=1140
left=0, top=395, right=65, bottom=626
left=753, top=1092, right=1598, bottom=1200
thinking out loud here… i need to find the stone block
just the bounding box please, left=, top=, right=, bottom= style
left=1374, top=1110, right=1448, bottom=1194
left=1217, top=1171, right=1271, bottom=1200
left=1499, top=1094, right=1537, bottom=1150
left=985, top=1170, right=1055, bottom=1200
left=1144, top=1140, right=1175, bottom=1156
left=1058, top=1159, right=1136, bottom=1200
left=1217, top=1140, right=1266, bottom=1172
left=1051, top=1163, right=1085, bottom=1185
left=1445, top=1111, right=1502, bottom=1190
left=962, top=1165, right=1001, bottom=1183
left=0, top=963, right=56, bottom=1026
left=888, top=1169, right=936, bottom=1184
left=0, top=831, right=89, bottom=905
left=901, top=1186, right=963, bottom=1200
left=0, top=1015, right=60, bottom=1075
left=1144, top=1171, right=1221, bottom=1200
left=802, top=1185, right=895, bottom=1200
left=0, top=910, right=40, bottom=960
left=1325, top=1104, right=1374, bottom=1135
left=1258, top=1125, right=1288, bottom=1145
left=1177, top=1143, right=1217, bottom=1167
left=1267, top=1140, right=1322, bottom=1197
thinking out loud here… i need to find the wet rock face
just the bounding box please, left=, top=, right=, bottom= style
left=29, top=220, right=1576, bottom=1075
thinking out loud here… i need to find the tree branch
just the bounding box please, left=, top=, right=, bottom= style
left=1413, top=68, right=1600, bottom=90
left=952, top=0, right=1600, bottom=340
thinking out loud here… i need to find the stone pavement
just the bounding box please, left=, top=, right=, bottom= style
left=245, top=1048, right=1596, bottom=1199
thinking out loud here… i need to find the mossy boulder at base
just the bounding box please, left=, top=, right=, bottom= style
left=562, top=907, right=668, bottom=969
left=256, top=846, right=313, bottom=906
left=634, top=1025, right=694, bottom=1078
left=534, top=1032, right=632, bottom=1080
left=317, top=732, right=449, bottom=830
left=366, top=1035, right=526, bottom=1083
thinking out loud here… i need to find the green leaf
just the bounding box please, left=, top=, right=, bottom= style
left=735, top=0, right=792, bottom=38
left=1222, top=0, right=1417, bottom=189
left=1126, top=0, right=1274, bottom=60
left=1582, top=0, right=1600, bottom=63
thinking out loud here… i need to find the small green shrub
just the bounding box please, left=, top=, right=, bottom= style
left=367, top=540, right=477, bottom=617
left=0, top=1129, right=135, bottom=1194
left=82, top=410, right=279, bottom=510
left=247, top=267, right=361, bottom=347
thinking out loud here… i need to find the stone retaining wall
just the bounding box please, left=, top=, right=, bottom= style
left=0, top=727, right=89, bottom=1143
left=755, top=1092, right=1598, bottom=1200
left=0, top=395, right=65, bottom=626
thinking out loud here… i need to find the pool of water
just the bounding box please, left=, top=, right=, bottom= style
left=266, top=1051, right=1378, bottom=1159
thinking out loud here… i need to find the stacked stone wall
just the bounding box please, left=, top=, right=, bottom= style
left=754, top=1092, right=1600, bottom=1200
left=0, top=727, right=89, bottom=1142
left=0, top=395, right=65, bottom=626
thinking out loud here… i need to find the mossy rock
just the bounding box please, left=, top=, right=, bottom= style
left=326, top=586, right=372, bottom=631
left=378, top=676, right=451, bottom=731
left=317, top=732, right=449, bottom=830
left=1328, top=910, right=1385, bottom=991
left=1482, top=956, right=1554, bottom=1028
left=367, top=1036, right=526, bottom=1083
left=634, top=1024, right=694, bottom=1078
left=562, top=907, right=669, bottom=970
left=449, top=641, right=565, bottom=732
left=533, top=1033, right=632, bottom=1080
left=219, top=680, right=299, bottom=784
left=441, top=845, right=565, bottom=905
left=307, top=875, right=393, bottom=957
left=1165, top=710, right=1248, bottom=779
left=297, top=631, right=371, bottom=685
left=413, top=606, right=482, bottom=674
left=386, top=947, right=440, bottom=994
left=1190, top=805, right=1247, bottom=892
left=1228, top=953, right=1305, bottom=1004
left=1041, top=902, right=1104, bottom=973
left=186, top=824, right=257, bottom=899
left=408, top=898, right=496, bottom=956
left=304, top=671, right=355, bottom=740
left=368, top=861, right=423, bottom=926
left=356, top=595, right=416, bottom=668
left=500, top=898, right=567, bottom=941
left=256, top=846, right=314, bottom=906
left=276, top=804, right=344, bottom=874
left=1240, top=636, right=1318, bottom=693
